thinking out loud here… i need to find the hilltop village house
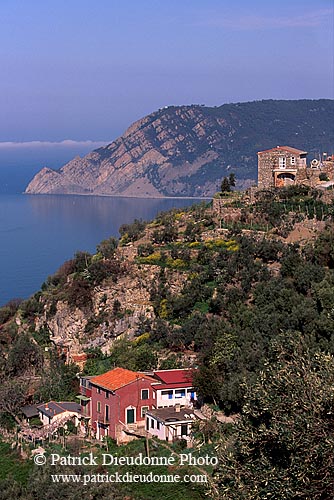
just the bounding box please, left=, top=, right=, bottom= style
left=257, top=146, right=334, bottom=189
left=257, top=146, right=307, bottom=189
left=78, top=367, right=197, bottom=443
left=213, top=146, right=334, bottom=216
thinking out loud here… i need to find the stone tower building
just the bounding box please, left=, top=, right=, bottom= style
left=257, top=146, right=308, bottom=189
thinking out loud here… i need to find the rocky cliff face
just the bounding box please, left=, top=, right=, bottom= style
left=33, top=260, right=157, bottom=356
left=31, top=245, right=187, bottom=359
left=25, top=100, right=334, bottom=197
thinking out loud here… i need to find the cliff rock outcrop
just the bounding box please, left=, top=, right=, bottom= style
left=25, top=100, right=334, bottom=197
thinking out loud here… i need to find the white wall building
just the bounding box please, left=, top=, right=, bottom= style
left=146, top=406, right=198, bottom=442
left=37, top=401, right=82, bottom=427
left=152, top=369, right=197, bottom=408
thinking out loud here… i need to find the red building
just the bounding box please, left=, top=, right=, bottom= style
left=79, top=367, right=156, bottom=442
left=78, top=367, right=197, bottom=443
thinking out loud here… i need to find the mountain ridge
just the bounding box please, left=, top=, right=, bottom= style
left=25, top=99, right=334, bottom=197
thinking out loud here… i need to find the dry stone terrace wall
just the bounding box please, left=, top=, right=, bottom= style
left=212, top=199, right=242, bottom=222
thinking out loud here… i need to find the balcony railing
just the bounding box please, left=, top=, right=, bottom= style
left=97, top=415, right=110, bottom=425
left=80, top=386, right=92, bottom=397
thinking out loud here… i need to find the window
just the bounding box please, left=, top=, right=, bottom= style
left=105, top=391, right=109, bottom=399
left=181, top=424, right=188, bottom=436
left=187, top=389, right=195, bottom=400
left=151, top=418, right=155, bottom=429
left=290, top=156, right=296, bottom=165
left=146, top=417, right=149, bottom=431
left=105, top=405, right=109, bottom=422
left=279, top=157, right=286, bottom=169
left=162, top=390, right=173, bottom=400
left=97, top=387, right=101, bottom=394
left=81, top=378, right=91, bottom=389
left=141, top=389, right=149, bottom=400
left=157, top=421, right=160, bottom=430
left=97, top=401, right=101, bottom=413
left=175, top=390, right=186, bottom=398
left=141, top=406, right=149, bottom=418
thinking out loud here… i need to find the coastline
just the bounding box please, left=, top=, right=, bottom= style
left=23, top=191, right=213, bottom=200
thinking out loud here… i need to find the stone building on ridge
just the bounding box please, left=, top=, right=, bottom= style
left=257, top=145, right=334, bottom=190
left=257, top=146, right=308, bottom=189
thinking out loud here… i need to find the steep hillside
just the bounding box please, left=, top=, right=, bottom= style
left=2, top=192, right=334, bottom=500
left=26, top=99, right=334, bottom=197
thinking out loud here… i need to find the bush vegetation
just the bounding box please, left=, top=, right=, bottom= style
left=1, top=189, right=334, bottom=498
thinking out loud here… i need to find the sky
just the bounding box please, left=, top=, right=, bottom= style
left=0, top=0, right=333, bottom=146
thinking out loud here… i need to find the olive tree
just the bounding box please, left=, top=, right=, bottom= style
left=213, top=334, right=334, bottom=499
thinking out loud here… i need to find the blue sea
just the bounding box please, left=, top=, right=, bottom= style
left=0, top=149, right=200, bottom=306
left=0, top=193, right=200, bottom=306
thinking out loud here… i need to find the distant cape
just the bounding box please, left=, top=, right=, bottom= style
left=25, top=99, right=334, bottom=198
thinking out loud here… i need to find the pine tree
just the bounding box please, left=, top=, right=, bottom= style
left=221, top=177, right=231, bottom=193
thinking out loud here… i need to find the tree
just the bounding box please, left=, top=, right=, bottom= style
left=96, top=237, right=118, bottom=259
left=221, top=173, right=236, bottom=194
left=133, top=344, right=158, bottom=371
left=0, top=378, right=29, bottom=424
left=193, top=365, right=223, bottom=406
left=72, top=251, right=92, bottom=273
left=152, top=221, right=178, bottom=244
left=119, top=219, right=147, bottom=242
left=7, top=335, right=43, bottom=376
left=319, top=172, right=329, bottom=182
left=213, top=335, right=334, bottom=499
left=36, top=360, right=79, bottom=402
left=312, top=226, right=334, bottom=268
left=229, top=173, right=236, bottom=188
left=184, top=221, right=202, bottom=242
left=220, top=177, right=231, bottom=193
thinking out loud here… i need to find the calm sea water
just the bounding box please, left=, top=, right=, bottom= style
left=0, top=194, right=199, bottom=306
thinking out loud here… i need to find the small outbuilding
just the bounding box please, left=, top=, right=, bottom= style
left=37, top=401, right=82, bottom=426
left=20, top=404, right=40, bottom=423
left=145, top=405, right=199, bottom=442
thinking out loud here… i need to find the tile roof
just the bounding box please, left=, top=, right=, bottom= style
left=152, top=382, right=193, bottom=390
left=71, top=353, right=88, bottom=362
left=257, top=146, right=307, bottom=155
left=90, top=367, right=154, bottom=392
left=153, top=369, right=195, bottom=385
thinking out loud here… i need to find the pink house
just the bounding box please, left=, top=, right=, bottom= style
left=78, top=367, right=197, bottom=443
left=79, top=367, right=156, bottom=442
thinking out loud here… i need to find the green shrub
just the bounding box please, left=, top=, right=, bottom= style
left=137, top=243, right=154, bottom=257
left=119, top=219, right=147, bottom=242
left=319, top=172, right=329, bottom=181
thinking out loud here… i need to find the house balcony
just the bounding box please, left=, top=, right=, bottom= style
left=79, top=386, right=92, bottom=398
left=273, top=167, right=297, bottom=173
left=97, top=415, right=110, bottom=425
left=76, top=395, right=91, bottom=416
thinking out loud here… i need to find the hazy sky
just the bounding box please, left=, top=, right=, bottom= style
left=0, top=0, right=333, bottom=143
